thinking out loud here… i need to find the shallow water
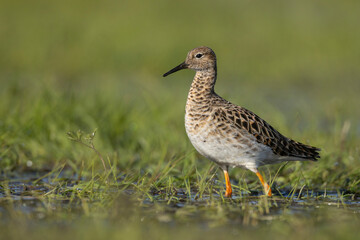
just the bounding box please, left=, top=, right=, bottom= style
left=1, top=173, right=359, bottom=227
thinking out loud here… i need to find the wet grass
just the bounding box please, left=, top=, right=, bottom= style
left=1, top=0, right=360, bottom=239
left=1, top=168, right=359, bottom=240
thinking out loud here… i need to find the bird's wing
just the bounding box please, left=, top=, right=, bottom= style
left=214, top=106, right=320, bottom=160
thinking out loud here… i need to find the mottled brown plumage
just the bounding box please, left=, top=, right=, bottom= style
left=163, top=46, right=320, bottom=197
left=220, top=106, right=320, bottom=160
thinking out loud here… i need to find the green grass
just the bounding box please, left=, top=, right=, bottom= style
left=0, top=0, right=360, bottom=239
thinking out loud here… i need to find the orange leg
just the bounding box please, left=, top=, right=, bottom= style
left=255, top=171, right=272, bottom=197
left=223, top=169, right=232, bottom=198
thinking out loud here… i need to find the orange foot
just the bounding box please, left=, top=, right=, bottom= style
left=256, top=171, right=272, bottom=197
left=223, top=169, right=232, bottom=198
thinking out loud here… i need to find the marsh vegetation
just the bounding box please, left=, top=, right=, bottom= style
left=0, top=0, right=359, bottom=239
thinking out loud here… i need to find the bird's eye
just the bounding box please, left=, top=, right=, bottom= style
left=195, top=53, right=203, bottom=58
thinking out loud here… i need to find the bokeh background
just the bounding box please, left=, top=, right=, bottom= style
left=1, top=0, right=359, bottom=169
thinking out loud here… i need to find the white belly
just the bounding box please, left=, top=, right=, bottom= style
left=185, top=116, right=278, bottom=172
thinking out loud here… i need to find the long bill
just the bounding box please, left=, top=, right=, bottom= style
left=163, top=62, right=189, bottom=77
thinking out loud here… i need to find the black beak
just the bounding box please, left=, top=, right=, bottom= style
left=163, top=62, right=189, bottom=77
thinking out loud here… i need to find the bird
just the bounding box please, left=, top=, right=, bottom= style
left=163, top=46, right=320, bottom=197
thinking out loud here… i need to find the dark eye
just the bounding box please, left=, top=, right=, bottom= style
left=195, top=53, right=203, bottom=58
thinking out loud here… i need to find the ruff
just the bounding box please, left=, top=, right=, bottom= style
left=163, top=46, right=320, bottom=197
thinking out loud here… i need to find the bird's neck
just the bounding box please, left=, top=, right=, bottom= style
left=189, top=66, right=217, bottom=96
left=186, top=66, right=217, bottom=111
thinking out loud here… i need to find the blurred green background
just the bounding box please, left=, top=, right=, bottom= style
left=1, top=0, right=359, bottom=170
left=1, top=0, right=359, bottom=80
